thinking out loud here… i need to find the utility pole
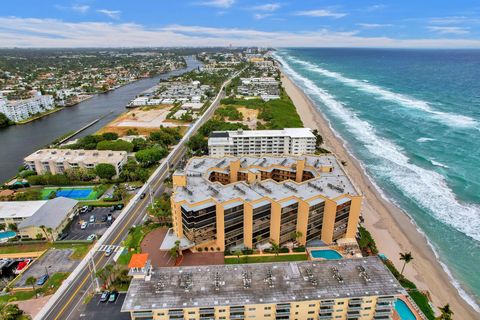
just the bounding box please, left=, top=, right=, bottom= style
left=89, top=255, right=100, bottom=293
left=148, top=184, right=154, bottom=208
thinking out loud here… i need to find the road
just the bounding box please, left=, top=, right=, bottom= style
left=36, top=69, right=243, bottom=320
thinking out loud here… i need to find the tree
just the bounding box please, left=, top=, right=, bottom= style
left=0, top=112, right=14, bottom=128
left=399, top=252, right=413, bottom=277
left=102, top=132, right=119, bottom=141
left=186, top=133, right=208, bottom=155
left=270, top=240, right=280, bottom=256
left=437, top=304, right=453, bottom=320
left=95, top=163, right=116, bottom=180
left=25, top=276, right=38, bottom=298
left=135, top=147, right=167, bottom=167
left=234, top=250, right=242, bottom=263
left=170, top=240, right=181, bottom=260
left=0, top=302, right=24, bottom=320
left=290, top=231, right=303, bottom=243
left=39, top=225, right=50, bottom=241
left=96, top=140, right=134, bottom=152
left=132, top=137, right=147, bottom=151
left=7, top=223, right=18, bottom=232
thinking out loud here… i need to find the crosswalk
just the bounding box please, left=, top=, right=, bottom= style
left=97, top=245, right=123, bottom=253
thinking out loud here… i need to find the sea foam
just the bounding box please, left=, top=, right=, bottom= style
left=285, top=56, right=477, bottom=129
left=275, top=53, right=480, bottom=243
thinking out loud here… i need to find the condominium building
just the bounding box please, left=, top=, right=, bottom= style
left=24, top=149, right=128, bottom=177
left=208, top=128, right=316, bottom=157
left=0, top=93, right=54, bottom=122
left=171, top=155, right=361, bottom=252
left=122, top=256, right=404, bottom=320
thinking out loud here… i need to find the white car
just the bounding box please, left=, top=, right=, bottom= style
left=87, top=234, right=96, bottom=241
left=80, top=222, right=88, bottom=229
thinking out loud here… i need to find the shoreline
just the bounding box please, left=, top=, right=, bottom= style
left=280, top=70, right=479, bottom=319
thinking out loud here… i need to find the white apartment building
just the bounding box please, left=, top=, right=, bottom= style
left=0, top=93, right=54, bottom=122
left=24, top=149, right=128, bottom=177
left=208, top=128, right=316, bottom=156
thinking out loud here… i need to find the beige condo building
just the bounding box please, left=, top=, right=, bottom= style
left=171, top=155, right=362, bottom=252
left=122, top=256, right=404, bottom=320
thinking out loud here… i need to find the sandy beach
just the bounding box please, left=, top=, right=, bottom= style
left=280, top=71, right=479, bottom=319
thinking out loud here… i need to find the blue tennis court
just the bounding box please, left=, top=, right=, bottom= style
left=42, top=187, right=97, bottom=200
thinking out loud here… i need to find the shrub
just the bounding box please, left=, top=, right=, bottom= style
left=279, top=247, right=289, bottom=253
left=293, top=246, right=306, bottom=252
left=96, top=140, right=134, bottom=152
left=135, top=147, right=167, bottom=167
left=101, top=132, right=119, bottom=141
left=95, top=163, right=116, bottom=180
left=242, top=248, right=254, bottom=255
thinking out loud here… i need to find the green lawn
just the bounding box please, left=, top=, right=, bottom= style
left=409, top=291, right=436, bottom=320
left=53, top=242, right=91, bottom=260
left=0, top=243, right=51, bottom=254
left=117, top=223, right=161, bottom=265
left=225, top=253, right=308, bottom=264
left=0, top=272, right=69, bottom=303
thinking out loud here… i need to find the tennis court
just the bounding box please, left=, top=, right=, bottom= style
left=41, top=187, right=98, bottom=200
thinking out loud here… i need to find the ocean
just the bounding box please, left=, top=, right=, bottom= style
left=274, top=48, right=480, bottom=309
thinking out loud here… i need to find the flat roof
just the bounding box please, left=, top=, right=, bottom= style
left=122, top=256, right=405, bottom=312
left=0, top=200, right=48, bottom=220
left=209, top=128, right=315, bottom=140
left=174, top=155, right=359, bottom=205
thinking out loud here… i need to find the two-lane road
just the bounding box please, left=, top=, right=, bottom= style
left=37, top=68, right=243, bottom=320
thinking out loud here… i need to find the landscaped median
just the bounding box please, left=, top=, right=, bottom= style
left=224, top=252, right=308, bottom=264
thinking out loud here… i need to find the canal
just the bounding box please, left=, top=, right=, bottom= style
left=0, top=56, right=201, bottom=183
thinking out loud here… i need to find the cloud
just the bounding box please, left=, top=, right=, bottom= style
left=365, top=4, right=386, bottom=12
left=358, top=23, right=392, bottom=28
left=71, top=5, right=90, bottom=14
left=429, top=16, right=480, bottom=24
left=197, top=0, right=235, bottom=8
left=428, top=26, right=469, bottom=35
left=254, top=13, right=272, bottom=20
left=252, top=3, right=281, bottom=12
left=295, top=9, right=347, bottom=19
left=97, top=9, right=121, bottom=19
left=0, top=17, right=479, bottom=48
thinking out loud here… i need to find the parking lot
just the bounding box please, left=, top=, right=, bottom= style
left=15, top=248, right=78, bottom=288
left=81, top=293, right=130, bottom=320
left=65, top=207, right=121, bottom=241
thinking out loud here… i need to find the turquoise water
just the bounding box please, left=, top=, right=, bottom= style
left=0, top=231, right=16, bottom=239
left=395, top=299, right=416, bottom=320
left=310, top=249, right=342, bottom=260
left=274, top=49, right=480, bottom=310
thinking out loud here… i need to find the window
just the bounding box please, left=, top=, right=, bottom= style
left=265, top=307, right=271, bottom=310
left=308, top=304, right=316, bottom=307
left=248, top=308, right=256, bottom=311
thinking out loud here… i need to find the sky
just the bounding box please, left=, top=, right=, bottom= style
left=1, top=0, right=480, bottom=48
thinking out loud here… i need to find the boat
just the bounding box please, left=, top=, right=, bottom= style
left=14, top=259, right=31, bottom=274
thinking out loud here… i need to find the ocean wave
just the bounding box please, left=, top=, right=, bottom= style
left=430, top=159, right=449, bottom=169
left=416, top=137, right=436, bottom=142
left=274, top=53, right=480, bottom=243
left=284, top=55, right=478, bottom=129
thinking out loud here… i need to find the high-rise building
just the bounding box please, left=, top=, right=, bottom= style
left=208, top=128, right=316, bottom=157
left=171, top=155, right=361, bottom=252
left=122, top=256, right=404, bottom=320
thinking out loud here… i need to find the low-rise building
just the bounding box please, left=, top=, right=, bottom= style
left=24, top=149, right=128, bottom=177
left=208, top=128, right=316, bottom=157
left=122, top=257, right=404, bottom=320
left=0, top=93, right=54, bottom=122
left=0, top=200, right=48, bottom=227
left=181, top=102, right=203, bottom=111
left=171, top=154, right=361, bottom=252
left=18, top=197, right=78, bottom=240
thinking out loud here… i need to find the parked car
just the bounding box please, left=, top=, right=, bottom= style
left=80, top=222, right=88, bottom=229
left=114, top=204, right=124, bottom=210
left=57, top=232, right=68, bottom=240
left=79, top=206, right=89, bottom=214
left=108, top=290, right=119, bottom=303
left=105, top=247, right=113, bottom=257
left=100, top=215, right=107, bottom=222
left=89, top=215, right=95, bottom=223
left=100, top=291, right=110, bottom=302
left=87, top=234, right=96, bottom=241
left=107, top=213, right=113, bottom=222
left=140, top=193, right=146, bottom=199
left=110, top=206, right=116, bottom=212
left=87, top=205, right=94, bottom=212
left=36, top=274, right=49, bottom=286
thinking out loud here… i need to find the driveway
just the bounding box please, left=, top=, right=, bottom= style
left=15, top=248, right=78, bottom=288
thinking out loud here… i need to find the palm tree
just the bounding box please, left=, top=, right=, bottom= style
left=46, top=227, right=54, bottom=242
left=234, top=250, right=243, bottom=263
left=39, top=225, right=48, bottom=240
left=290, top=231, right=303, bottom=243
left=170, top=240, right=181, bottom=260
left=437, top=304, right=453, bottom=320
left=25, top=276, right=37, bottom=298
left=0, top=302, right=24, bottom=320
left=270, top=240, right=280, bottom=257
left=400, top=252, right=413, bottom=277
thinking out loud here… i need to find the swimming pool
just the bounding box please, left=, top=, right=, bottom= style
left=0, top=231, right=17, bottom=243
left=310, top=249, right=342, bottom=260
left=395, top=299, right=416, bottom=320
